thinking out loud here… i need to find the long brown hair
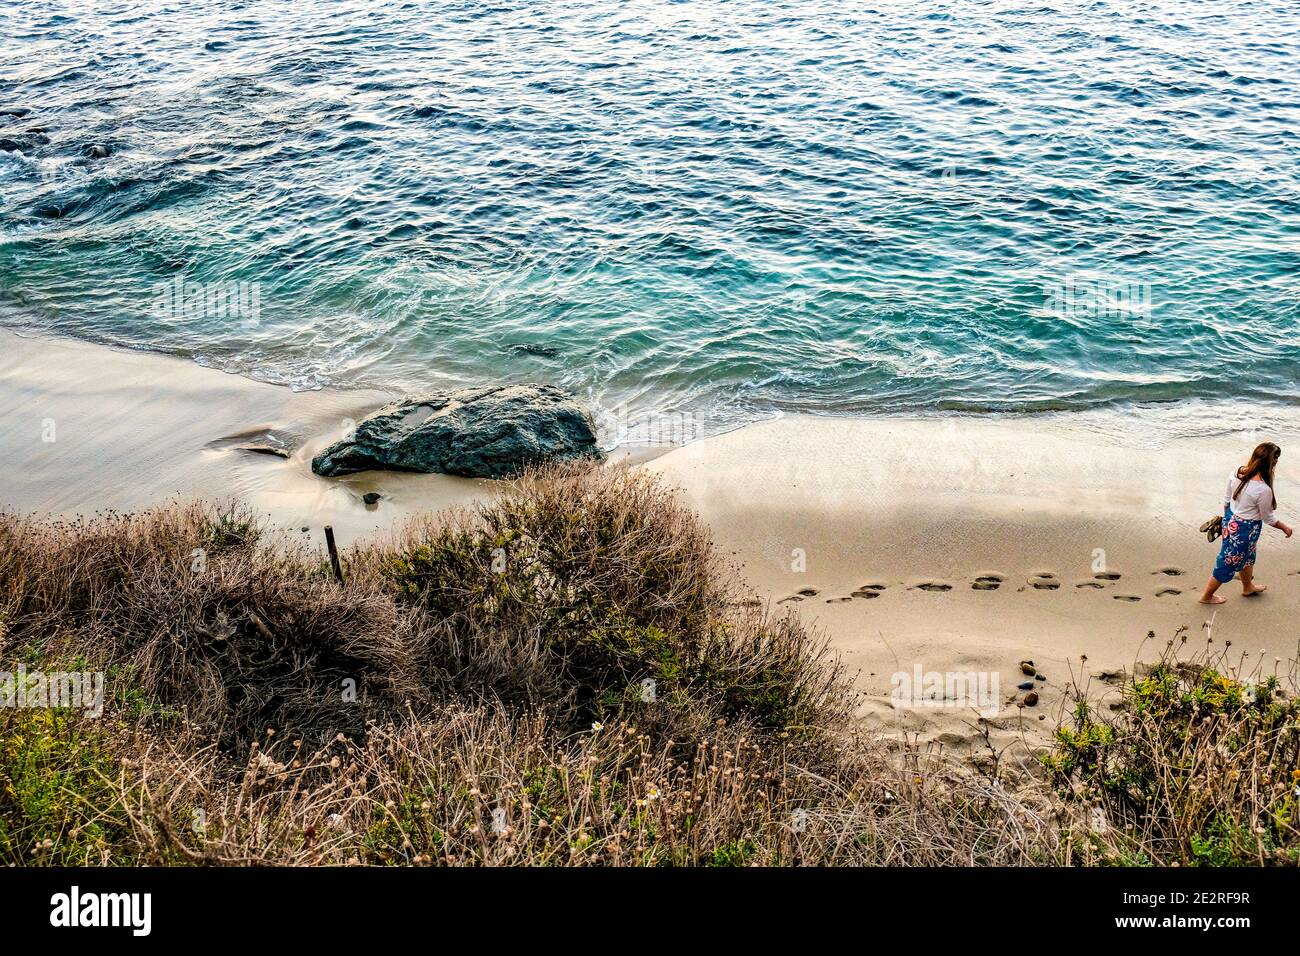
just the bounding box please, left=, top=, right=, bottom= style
left=1234, top=442, right=1282, bottom=506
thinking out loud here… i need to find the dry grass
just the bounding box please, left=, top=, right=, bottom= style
left=12, top=707, right=1055, bottom=867
left=0, top=502, right=422, bottom=750
left=0, top=465, right=1294, bottom=866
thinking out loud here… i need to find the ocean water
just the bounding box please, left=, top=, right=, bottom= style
left=1, top=0, right=1298, bottom=443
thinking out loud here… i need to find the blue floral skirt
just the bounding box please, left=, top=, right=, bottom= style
left=1212, top=507, right=1262, bottom=583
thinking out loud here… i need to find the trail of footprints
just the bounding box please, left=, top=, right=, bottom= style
left=778, top=567, right=1187, bottom=605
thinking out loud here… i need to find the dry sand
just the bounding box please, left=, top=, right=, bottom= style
left=647, top=414, right=1300, bottom=768
left=4, top=328, right=1298, bottom=768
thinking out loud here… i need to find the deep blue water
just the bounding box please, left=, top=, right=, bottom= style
left=1, top=0, right=1298, bottom=440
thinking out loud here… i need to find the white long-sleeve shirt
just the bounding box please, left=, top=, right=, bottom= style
left=1224, top=473, right=1279, bottom=525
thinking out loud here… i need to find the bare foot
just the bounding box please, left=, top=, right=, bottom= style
left=1243, top=584, right=1268, bottom=596
left=1199, top=594, right=1226, bottom=605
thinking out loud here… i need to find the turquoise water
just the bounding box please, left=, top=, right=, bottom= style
left=1, top=0, right=1298, bottom=439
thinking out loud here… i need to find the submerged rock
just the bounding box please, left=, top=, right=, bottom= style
left=235, top=440, right=291, bottom=459
left=208, top=427, right=296, bottom=459
left=506, top=342, right=561, bottom=358
left=311, top=384, right=601, bottom=479
left=0, top=131, right=49, bottom=152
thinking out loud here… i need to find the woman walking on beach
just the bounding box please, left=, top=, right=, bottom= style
left=1201, top=442, right=1293, bottom=604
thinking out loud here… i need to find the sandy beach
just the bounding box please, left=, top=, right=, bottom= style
left=4, top=329, right=1298, bottom=763
left=649, top=414, right=1300, bottom=763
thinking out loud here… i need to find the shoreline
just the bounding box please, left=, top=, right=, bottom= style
left=4, top=327, right=1299, bottom=756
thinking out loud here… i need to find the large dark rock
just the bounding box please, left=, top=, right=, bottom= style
left=311, top=384, right=602, bottom=479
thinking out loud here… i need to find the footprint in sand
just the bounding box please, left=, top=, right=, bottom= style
left=1029, top=573, right=1060, bottom=591
left=1155, top=588, right=1182, bottom=597
left=1153, top=567, right=1184, bottom=577
left=912, top=581, right=953, bottom=592
left=825, top=596, right=854, bottom=603
left=1075, top=581, right=1105, bottom=589
left=778, top=587, right=820, bottom=604
left=852, top=584, right=887, bottom=600
left=1094, top=572, right=1122, bottom=581
left=971, top=573, right=1006, bottom=591
left=1113, top=594, right=1142, bottom=602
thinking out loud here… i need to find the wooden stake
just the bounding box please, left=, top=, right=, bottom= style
left=324, top=525, right=344, bottom=585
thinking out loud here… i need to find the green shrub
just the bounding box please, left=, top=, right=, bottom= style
left=1046, top=635, right=1300, bottom=866
left=367, top=465, right=852, bottom=742
left=0, top=709, right=136, bottom=866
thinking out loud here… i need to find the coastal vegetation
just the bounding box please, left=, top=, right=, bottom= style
left=1, top=466, right=1296, bottom=866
